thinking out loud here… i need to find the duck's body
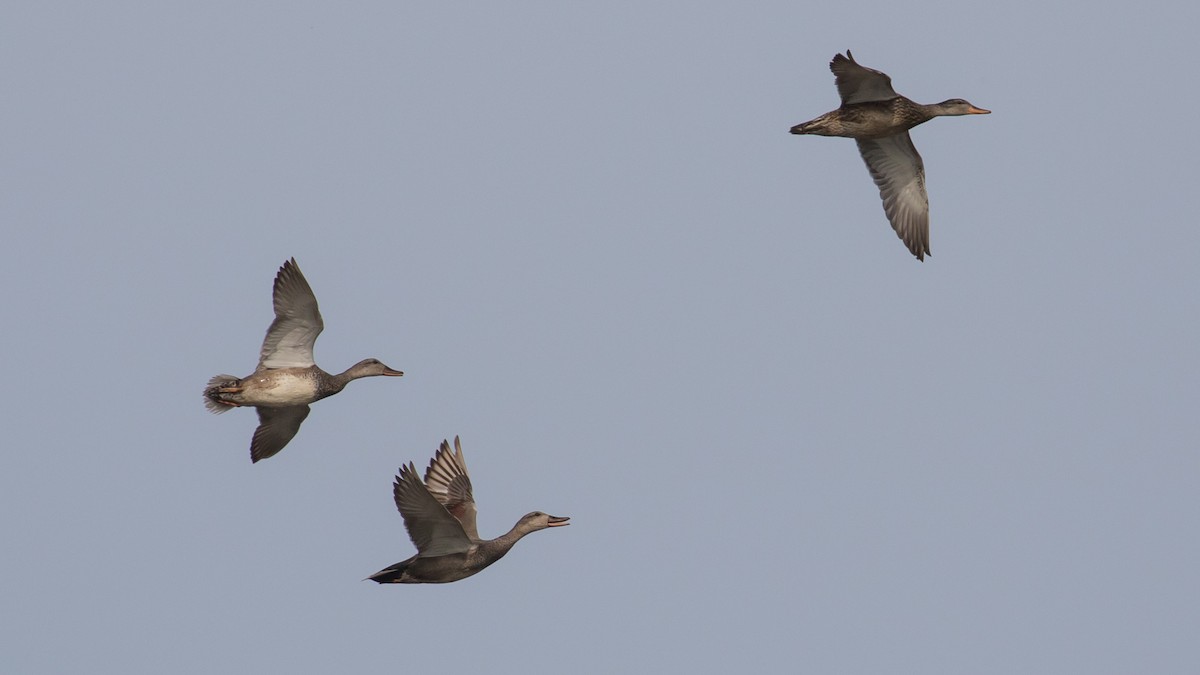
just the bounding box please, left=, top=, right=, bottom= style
left=204, top=258, right=403, bottom=463
left=369, top=437, right=569, bottom=585
left=790, top=50, right=990, bottom=260
left=368, top=521, right=546, bottom=584
left=205, top=369, right=320, bottom=409
left=205, top=361, right=391, bottom=409
left=792, top=96, right=939, bottom=139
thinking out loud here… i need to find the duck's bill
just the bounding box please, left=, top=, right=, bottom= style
left=547, top=515, right=571, bottom=527
left=383, top=368, right=405, bottom=376
left=968, top=106, right=991, bottom=114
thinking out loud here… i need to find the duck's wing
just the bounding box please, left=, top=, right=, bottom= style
left=831, top=50, right=899, bottom=105
left=393, top=462, right=473, bottom=557
left=259, top=258, right=324, bottom=369
left=250, top=405, right=311, bottom=463
left=423, top=437, right=480, bottom=541
left=855, top=133, right=931, bottom=260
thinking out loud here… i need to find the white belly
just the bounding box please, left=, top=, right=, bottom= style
left=248, top=376, right=319, bottom=406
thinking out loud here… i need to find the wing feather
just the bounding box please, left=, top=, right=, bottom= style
left=259, top=258, right=324, bottom=369
left=855, top=133, right=931, bottom=260
left=393, top=462, right=472, bottom=557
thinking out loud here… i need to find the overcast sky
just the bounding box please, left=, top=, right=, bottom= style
left=2, top=2, right=1198, bottom=673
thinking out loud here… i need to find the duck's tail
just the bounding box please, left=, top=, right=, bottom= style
left=790, top=118, right=821, bottom=135
left=203, top=374, right=240, bottom=414
left=366, top=560, right=410, bottom=584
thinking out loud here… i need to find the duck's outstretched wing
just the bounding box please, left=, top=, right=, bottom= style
left=260, top=258, right=324, bottom=369
left=393, top=462, right=472, bottom=557
left=856, top=133, right=931, bottom=260
left=249, top=405, right=311, bottom=462
left=423, top=437, right=480, bottom=542
left=831, top=50, right=900, bottom=105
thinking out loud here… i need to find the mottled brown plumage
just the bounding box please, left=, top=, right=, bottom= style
left=790, top=51, right=990, bottom=260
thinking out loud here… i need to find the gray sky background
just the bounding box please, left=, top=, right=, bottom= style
left=3, top=2, right=1197, bottom=673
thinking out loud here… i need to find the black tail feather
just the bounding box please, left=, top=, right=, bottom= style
left=367, top=561, right=409, bottom=584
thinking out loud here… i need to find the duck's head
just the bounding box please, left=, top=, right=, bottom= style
left=348, top=358, right=405, bottom=378
left=517, top=511, right=571, bottom=534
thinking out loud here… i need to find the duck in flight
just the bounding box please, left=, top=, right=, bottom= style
left=369, top=437, right=569, bottom=584
left=790, top=50, right=990, bottom=260
left=203, top=258, right=404, bottom=462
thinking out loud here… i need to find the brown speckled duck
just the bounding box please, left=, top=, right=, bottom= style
left=791, top=50, right=990, bottom=260
left=369, top=437, right=569, bottom=584
left=204, top=258, right=403, bottom=462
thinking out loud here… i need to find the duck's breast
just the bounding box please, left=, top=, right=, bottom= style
left=244, top=371, right=320, bottom=406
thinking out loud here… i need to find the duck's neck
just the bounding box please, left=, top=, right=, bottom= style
left=915, top=103, right=943, bottom=121
left=320, top=368, right=358, bottom=396
left=479, top=524, right=532, bottom=561
left=887, top=97, right=936, bottom=124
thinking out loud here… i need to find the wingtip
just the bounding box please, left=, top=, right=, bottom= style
left=276, top=257, right=299, bottom=281
left=830, top=49, right=855, bottom=72
left=273, top=257, right=311, bottom=292
left=249, top=442, right=272, bottom=463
